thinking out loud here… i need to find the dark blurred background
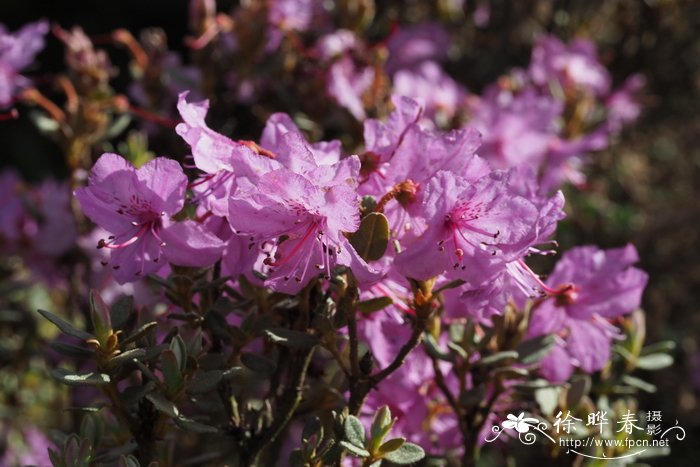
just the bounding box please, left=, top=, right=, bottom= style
left=1, top=0, right=699, bottom=464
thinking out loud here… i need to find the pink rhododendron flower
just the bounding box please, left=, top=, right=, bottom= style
left=327, top=55, right=374, bottom=121
left=469, top=87, right=562, bottom=170
left=0, top=20, right=48, bottom=107
left=362, top=95, right=423, bottom=164
left=528, top=245, right=648, bottom=382
left=394, top=169, right=545, bottom=286
left=75, top=153, right=224, bottom=283
left=393, top=61, right=467, bottom=121
left=176, top=92, right=281, bottom=215
left=384, top=22, right=450, bottom=75
left=529, top=35, right=611, bottom=96
left=228, top=159, right=378, bottom=294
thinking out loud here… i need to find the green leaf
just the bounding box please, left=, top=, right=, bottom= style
left=475, top=350, right=518, bottom=367
left=161, top=350, right=183, bottom=394
left=491, top=366, right=529, bottom=378
left=175, top=416, right=218, bottom=433
left=203, top=309, right=233, bottom=341
left=534, top=386, right=560, bottom=416
left=566, top=375, right=591, bottom=410
left=378, top=437, right=405, bottom=454
left=265, top=328, right=319, bottom=349
left=48, top=449, right=61, bottom=466
left=361, top=196, right=377, bottom=213
left=110, top=348, right=147, bottom=367
left=145, top=393, right=179, bottom=418
left=446, top=341, right=468, bottom=359
left=117, top=454, right=140, bottom=467
left=170, top=335, right=188, bottom=372
left=302, top=416, right=324, bottom=447
left=29, top=111, right=60, bottom=133
left=121, top=322, right=157, bottom=346
left=370, top=406, right=394, bottom=447
left=424, top=334, right=454, bottom=362
left=80, top=413, right=103, bottom=448
left=110, top=295, right=134, bottom=330
left=135, top=361, right=160, bottom=384
left=142, top=344, right=168, bottom=362
left=91, top=443, right=137, bottom=463
left=357, top=296, right=393, bottom=314
left=339, top=440, right=370, bottom=458
left=449, top=323, right=465, bottom=344
left=241, top=352, right=277, bottom=374
left=120, top=382, right=156, bottom=406
left=65, top=406, right=105, bottom=413
left=641, top=340, right=676, bottom=355
left=320, top=441, right=344, bottom=464
left=37, top=309, right=93, bottom=341
left=613, top=344, right=636, bottom=364
left=349, top=212, right=390, bottom=261
left=103, top=113, right=132, bottom=140
left=515, top=334, right=556, bottom=365
left=49, top=341, right=94, bottom=359
left=64, top=434, right=92, bottom=465
left=434, top=279, right=466, bottom=294
left=383, top=442, right=425, bottom=464
left=622, top=375, right=657, bottom=393
left=52, top=369, right=111, bottom=386
left=187, top=370, right=223, bottom=394
left=90, top=290, right=112, bottom=344
left=344, top=415, right=366, bottom=448
left=636, top=353, right=674, bottom=371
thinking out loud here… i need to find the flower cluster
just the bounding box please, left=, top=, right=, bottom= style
left=72, top=88, right=647, bottom=455
left=1, top=6, right=662, bottom=466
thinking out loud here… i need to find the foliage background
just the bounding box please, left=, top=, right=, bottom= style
left=1, top=0, right=699, bottom=465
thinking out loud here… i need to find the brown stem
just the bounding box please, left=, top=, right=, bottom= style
left=20, top=88, right=66, bottom=123
left=325, top=342, right=351, bottom=377
left=348, top=305, right=361, bottom=378
left=247, top=346, right=317, bottom=465
left=348, top=313, right=428, bottom=415
left=461, top=382, right=502, bottom=466
left=430, top=354, right=460, bottom=415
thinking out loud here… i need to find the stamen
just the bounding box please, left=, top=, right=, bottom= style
left=264, top=222, right=317, bottom=268
left=97, top=221, right=154, bottom=250
left=238, top=140, right=276, bottom=159
left=506, top=259, right=574, bottom=299
left=375, top=179, right=420, bottom=213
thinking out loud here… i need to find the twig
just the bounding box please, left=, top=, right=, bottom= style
left=348, top=314, right=428, bottom=415
left=248, top=346, right=317, bottom=465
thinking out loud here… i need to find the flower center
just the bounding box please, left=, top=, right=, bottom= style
left=440, top=201, right=501, bottom=268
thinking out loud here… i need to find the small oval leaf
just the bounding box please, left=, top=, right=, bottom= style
left=349, top=212, right=389, bottom=261
left=241, top=352, right=276, bottom=374
left=357, top=296, right=393, bottom=314
left=52, top=369, right=111, bottom=386
left=145, top=393, right=179, bottom=418
left=339, top=440, right=370, bottom=458
left=383, top=442, right=425, bottom=464
left=37, top=309, right=93, bottom=341
left=265, top=328, right=318, bottom=349
left=344, top=415, right=366, bottom=448
left=636, top=353, right=674, bottom=371
left=378, top=437, right=405, bottom=454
